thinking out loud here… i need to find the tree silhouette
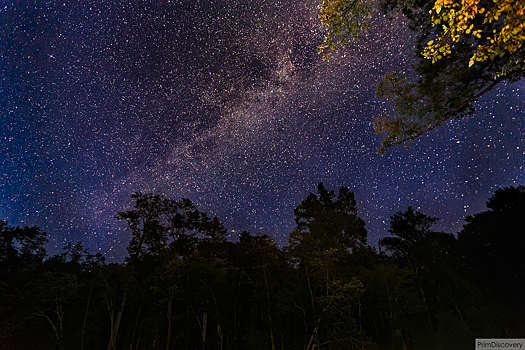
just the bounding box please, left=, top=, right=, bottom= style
left=117, top=193, right=210, bottom=261
left=287, top=183, right=373, bottom=350
left=379, top=207, right=440, bottom=274
left=458, top=185, right=525, bottom=335
left=116, top=192, right=169, bottom=261
left=0, top=221, right=48, bottom=277
left=3, top=185, right=525, bottom=348
left=288, top=183, right=367, bottom=261
left=380, top=207, right=487, bottom=346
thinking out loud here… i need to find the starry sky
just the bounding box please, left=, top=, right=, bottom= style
left=2, top=0, right=524, bottom=261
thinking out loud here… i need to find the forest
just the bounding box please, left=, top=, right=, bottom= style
left=1, top=183, right=524, bottom=350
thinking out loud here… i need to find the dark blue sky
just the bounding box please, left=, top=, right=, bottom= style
left=2, top=0, right=523, bottom=261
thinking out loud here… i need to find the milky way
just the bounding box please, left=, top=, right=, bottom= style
left=2, top=0, right=524, bottom=261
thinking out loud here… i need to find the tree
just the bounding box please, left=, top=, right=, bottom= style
left=287, top=184, right=372, bottom=350
left=0, top=222, right=50, bottom=348
left=51, top=241, right=105, bottom=269
left=0, top=221, right=48, bottom=277
left=356, top=263, right=425, bottom=349
left=379, top=207, right=440, bottom=274
left=317, top=0, right=525, bottom=153
left=117, top=192, right=209, bottom=261
left=0, top=239, right=106, bottom=350
left=459, top=185, right=525, bottom=287
left=150, top=255, right=185, bottom=350
left=383, top=0, right=525, bottom=152
left=458, top=185, right=525, bottom=335
left=117, top=192, right=169, bottom=261
left=96, top=263, right=137, bottom=350
left=242, top=233, right=287, bottom=350
left=164, top=197, right=207, bottom=256
left=181, top=253, right=228, bottom=350
left=29, top=270, right=79, bottom=350
left=198, top=216, right=230, bottom=260
left=379, top=207, right=462, bottom=297
left=380, top=207, right=485, bottom=346
left=288, top=183, right=367, bottom=260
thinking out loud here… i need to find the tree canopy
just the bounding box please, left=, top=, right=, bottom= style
left=2, top=184, right=525, bottom=348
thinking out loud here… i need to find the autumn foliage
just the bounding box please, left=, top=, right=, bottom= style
left=423, top=0, right=525, bottom=68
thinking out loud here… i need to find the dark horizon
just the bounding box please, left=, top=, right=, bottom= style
left=2, top=184, right=524, bottom=349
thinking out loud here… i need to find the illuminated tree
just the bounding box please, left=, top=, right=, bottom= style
left=317, top=0, right=525, bottom=153
left=373, top=0, right=525, bottom=153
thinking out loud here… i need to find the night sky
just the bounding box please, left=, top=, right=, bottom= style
left=2, top=0, right=524, bottom=262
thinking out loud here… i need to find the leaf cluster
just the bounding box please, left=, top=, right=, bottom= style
left=317, top=0, right=373, bottom=60
left=422, top=0, right=525, bottom=68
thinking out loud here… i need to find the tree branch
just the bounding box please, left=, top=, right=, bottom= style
left=394, top=72, right=513, bottom=147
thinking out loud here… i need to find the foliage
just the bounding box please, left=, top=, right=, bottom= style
left=286, top=184, right=376, bottom=349
left=356, top=263, right=424, bottom=348
left=380, top=207, right=492, bottom=346
left=374, top=0, right=525, bottom=153
left=422, top=0, right=525, bottom=68
left=379, top=206, right=441, bottom=272
left=0, top=221, right=47, bottom=273
left=117, top=192, right=222, bottom=261
left=317, top=0, right=374, bottom=60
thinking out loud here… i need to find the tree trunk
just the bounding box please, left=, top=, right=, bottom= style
left=81, top=290, right=92, bottom=350
left=264, top=275, right=276, bottom=350
left=306, top=320, right=321, bottom=350
left=36, top=307, right=64, bottom=350
left=201, top=312, right=208, bottom=350
left=129, top=304, right=142, bottom=350
left=217, top=323, right=223, bottom=350
left=57, top=301, right=64, bottom=350
left=107, top=288, right=127, bottom=350
left=166, top=300, right=172, bottom=350
left=305, top=264, right=315, bottom=309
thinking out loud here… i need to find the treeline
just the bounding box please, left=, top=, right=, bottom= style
left=1, top=183, right=524, bottom=350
